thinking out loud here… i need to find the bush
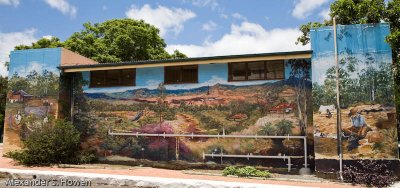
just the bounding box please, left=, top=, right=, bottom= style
left=342, top=160, right=397, bottom=187
left=258, top=122, right=276, bottom=136
left=275, top=120, right=294, bottom=135
left=222, top=166, right=271, bottom=178
left=7, top=119, right=82, bottom=166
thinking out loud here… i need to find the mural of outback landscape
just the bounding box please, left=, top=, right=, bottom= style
left=74, top=61, right=312, bottom=164
left=311, top=23, right=398, bottom=160
left=4, top=48, right=61, bottom=152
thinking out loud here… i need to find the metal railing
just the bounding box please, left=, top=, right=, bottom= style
left=108, top=129, right=309, bottom=170
left=202, top=153, right=304, bottom=172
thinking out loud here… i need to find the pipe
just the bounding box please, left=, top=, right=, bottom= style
left=203, top=153, right=304, bottom=159
left=333, top=17, right=344, bottom=181
left=303, top=137, right=308, bottom=168
left=108, top=130, right=307, bottom=139
left=203, top=153, right=303, bottom=172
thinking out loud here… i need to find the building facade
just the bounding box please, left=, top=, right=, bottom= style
left=2, top=23, right=398, bottom=174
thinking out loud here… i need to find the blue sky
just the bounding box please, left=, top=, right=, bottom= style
left=0, top=0, right=333, bottom=76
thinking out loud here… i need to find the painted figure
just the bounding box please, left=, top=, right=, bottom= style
left=343, top=110, right=371, bottom=139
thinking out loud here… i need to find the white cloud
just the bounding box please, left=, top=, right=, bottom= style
left=220, top=13, right=228, bottom=19
left=292, top=0, right=329, bottom=19
left=231, top=13, right=247, bottom=20
left=43, top=0, right=77, bottom=18
left=202, top=21, right=217, bottom=31
left=0, top=0, right=19, bottom=6
left=125, top=4, right=196, bottom=37
left=184, top=0, right=219, bottom=10
left=167, top=22, right=310, bottom=57
left=319, top=8, right=331, bottom=20
left=0, top=29, right=38, bottom=77
left=102, top=5, right=107, bottom=11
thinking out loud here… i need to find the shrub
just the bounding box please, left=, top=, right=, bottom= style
left=275, top=120, right=294, bottom=135
left=342, top=160, right=397, bottom=187
left=258, top=122, right=276, bottom=136
left=7, top=119, right=81, bottom=166
left=222, top=166, right=271, bottom=178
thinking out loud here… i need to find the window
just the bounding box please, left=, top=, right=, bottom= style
left=228, top=60, right=284, bottom=81
left=165, top=65, right=198, bottom=84
left=90, top=69, right=135, bottom=87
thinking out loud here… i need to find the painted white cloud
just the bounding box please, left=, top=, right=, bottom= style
left=202, top=21, right=217, bottom=31
left=0, top=0, right=19, bottom=6
left=43, top=0, right=77, bottom=18
left=319, top=8, right=331, bottom=20
left=167, top=21, right=310, bottom=57
left=0, top=29, right=38, bottom=77
left=125, top=4, right=196, bottom=37
left=292, top=0, right=329, bottom=19
left=12, top=61, right=58, bottom=77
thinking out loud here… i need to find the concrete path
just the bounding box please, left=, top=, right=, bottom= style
left=0, top=147, right=358, bottom=187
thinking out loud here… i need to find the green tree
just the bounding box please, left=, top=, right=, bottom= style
left=64, top=19, right=185, bottom=63
left=15, top=37, right=64, bottom=50
left=14, top=19, right=187, bottom=63
left=286, top=59, right=312, bottom=135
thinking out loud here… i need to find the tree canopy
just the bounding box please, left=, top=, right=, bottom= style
left=14, top=19, right=186, bottom=63
left=15, top=37, right=64, bottom=50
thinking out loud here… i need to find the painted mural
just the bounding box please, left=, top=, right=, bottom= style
left=311, top=23, right=398, bottom=160
left=73, top=60, right=312, bottom=164
left=3, top=48, right=61, bottom=152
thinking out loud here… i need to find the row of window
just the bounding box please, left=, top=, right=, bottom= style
left=89, top=60, right=285, bottom=88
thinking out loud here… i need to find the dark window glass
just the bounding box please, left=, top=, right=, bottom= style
left=266, top=60, right=284, bottom=79
left=106, top=69, right=120, bottom=86
left=228, top=60, right=284, bottom=81
left=90, top=70, right=106, bottom=87
left=230, top=63, right=246, bottom=81
left=165, top=65, right=198, bottom=84
left=165, top=66, right=181, bottom=84
left=90, top=69, right=135, bottom=87
left=248, top=61, right=265, bottom=80
left=121, top=69, right=135, bottom=86
left=181, top=65, right=197, bottom=83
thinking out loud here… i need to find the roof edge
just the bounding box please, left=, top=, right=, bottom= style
left=59, top=50, right=312, bottom=70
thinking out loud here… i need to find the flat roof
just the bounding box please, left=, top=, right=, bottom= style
left=60, top=50, right=312, bottom=73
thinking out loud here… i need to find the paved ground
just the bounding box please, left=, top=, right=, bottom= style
left=0, top=146, right=360, bottom=188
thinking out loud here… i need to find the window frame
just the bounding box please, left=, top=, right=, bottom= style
left=164, top=65, right=199, bottom=85
left=228, top=60, right=285, bottom=82
left=89, top=69, right=136, bottom=88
